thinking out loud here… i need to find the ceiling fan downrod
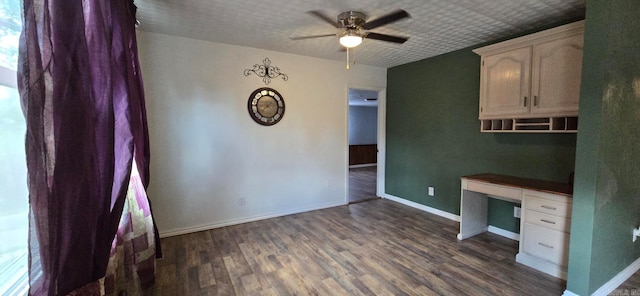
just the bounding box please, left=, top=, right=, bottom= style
left=338, top=11, right=366, bottom=28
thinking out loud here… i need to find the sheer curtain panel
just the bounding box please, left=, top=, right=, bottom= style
left=17, top=0, right=160, bottom=294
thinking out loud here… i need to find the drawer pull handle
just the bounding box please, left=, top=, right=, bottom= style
left=538, top=242, right=554, bottom=249
left=541, top=205, right=556, bottom=210
left=541, top=219, right=556, bottom=224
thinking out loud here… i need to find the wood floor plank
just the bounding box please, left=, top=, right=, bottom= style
left=351, top=240, right=438, bottom=295
left=349, top=166, right=378, bottom=203
left=155, top=199, right=566, bottom=295
left=379, top=242, right=461, bottom=295
left=320, top=277, right=350, bottom=295
left=613, top=270, right=640, bottom=295
left=198, top=263, right=216, bottom=288
left=358, top=274, right=402, bottom=296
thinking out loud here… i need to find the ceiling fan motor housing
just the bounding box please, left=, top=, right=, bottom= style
left=338, top=11, right=366, bottom=28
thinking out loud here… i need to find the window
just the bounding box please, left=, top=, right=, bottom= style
left=0, top=0, right=28, bottom=295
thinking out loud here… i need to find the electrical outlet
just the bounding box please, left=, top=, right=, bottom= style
left=239, top=197, right=246, bottom=206
left=428, top=187, right=434, bottom=196
left=514, top=206, right=521, bottom=218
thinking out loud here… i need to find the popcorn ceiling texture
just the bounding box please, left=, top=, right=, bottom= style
left=135, top=0, right=585, bottom=68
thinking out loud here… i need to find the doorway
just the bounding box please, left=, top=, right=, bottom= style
left=347, top=88, right=381, bottom=203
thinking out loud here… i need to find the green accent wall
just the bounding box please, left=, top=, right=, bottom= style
left=566, top=1, right=640, bottom=295
left=386, top=41, right=577, bottom=234
left=488, top=199, right=521, bottom=233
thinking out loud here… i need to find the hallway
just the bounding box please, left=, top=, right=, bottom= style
left=348, top=166, right=378, bottom=203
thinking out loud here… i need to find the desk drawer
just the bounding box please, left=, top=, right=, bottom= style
left=526, top=195, right=571, bottom=218
left=525, top=210, right=571, bottom=233
left=466, top=181, right=522, bottom=201
left=522, top=223, right=570, bottom=266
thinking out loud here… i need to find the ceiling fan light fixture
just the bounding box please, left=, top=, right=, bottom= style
left=339, top=31, right=363, bottom=48
left=292, top=9, right=410, bottom=69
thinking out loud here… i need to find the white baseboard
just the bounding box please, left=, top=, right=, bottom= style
left=159, top=201, right=345, bottom=238
left=561, top=257, right=640, bottom=296
left=488, top=225, right=520, bottom=241
left=457, top=227, right=488, bottom=240
left=383, top=194, right=460, bottom=222
left=591, top=256, right=640, bottom=296
left=349, top=163, right=377, bottom=168
left=382, top=194, right=519, bottom=242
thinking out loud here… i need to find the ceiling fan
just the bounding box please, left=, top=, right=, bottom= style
left=290, top=9, right=410, bottom=68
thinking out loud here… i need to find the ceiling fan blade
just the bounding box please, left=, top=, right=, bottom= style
left=290, top=33, right=337, bottom=40
left=308, top=10, right=341, bottom=28
left=365, top=32, right=409, bottom=44
left=362, top=9, right=410, bottom=30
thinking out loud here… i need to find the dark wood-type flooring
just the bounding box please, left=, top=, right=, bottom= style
left=154, top=199, right=567, bottom=295
left=348, top=166, right=378, bottom=203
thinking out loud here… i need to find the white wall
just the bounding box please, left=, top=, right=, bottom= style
left=348, top=106, right=378, bottom=145
left=136, top=32, right=387, bottom=236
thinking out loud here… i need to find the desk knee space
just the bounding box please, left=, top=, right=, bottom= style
left=458, top=179, right=522, bottom=240
left=457, top=174, right=573, bottom=279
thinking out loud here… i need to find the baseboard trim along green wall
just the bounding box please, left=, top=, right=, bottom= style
left=563, top=257, right=640, bottom=296
left=386, top=38, right=577, bottom=235
left=383, top=194, right=519, bottom=241
left=383, top=194, right=460, bottom=222
left=591, top=258, right=640, bottom=296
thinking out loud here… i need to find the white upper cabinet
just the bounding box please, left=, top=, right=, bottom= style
left=474, top=21, right=584, bottom=122
left=530, top=34, right=584, bottom=116
left=480, top=47, right=531, bottom=117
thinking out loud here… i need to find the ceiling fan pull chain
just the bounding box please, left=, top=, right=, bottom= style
left=353, top=47, right=356, bottom=66
left=346, top=47, right=350, bottom=70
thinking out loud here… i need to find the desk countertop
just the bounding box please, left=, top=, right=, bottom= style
left=461, top=173, right=573, bottom=197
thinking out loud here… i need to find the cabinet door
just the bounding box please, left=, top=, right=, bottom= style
left=530, top=34, right=584, bottom=116
left=479, top=47, right=531, bottom=119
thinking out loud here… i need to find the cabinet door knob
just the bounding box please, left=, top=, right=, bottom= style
left=524, top=96, right=528, bottom=106
left=541, top=205, right=556, bottom=210
left=534, top=96, right=538, bottom=106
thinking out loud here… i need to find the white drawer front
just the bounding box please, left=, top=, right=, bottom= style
left=526, top=196, right=571, bottom=218
left=466, top=181, right=522, bottom=201
left=525, top=210, right=571, bottom=233
left=523, top=223, right=570, bottom=266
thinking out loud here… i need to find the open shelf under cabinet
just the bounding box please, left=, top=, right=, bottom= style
left=481, top=117, right=578, bottom=133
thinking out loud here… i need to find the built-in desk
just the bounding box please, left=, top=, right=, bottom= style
left=458, top=173, right=573, bottom=279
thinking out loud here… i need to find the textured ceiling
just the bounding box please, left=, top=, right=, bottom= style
left=135, top=0, right=585, bottom=68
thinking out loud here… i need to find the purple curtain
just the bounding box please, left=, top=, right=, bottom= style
left=17, top=0, right=160, bottom=294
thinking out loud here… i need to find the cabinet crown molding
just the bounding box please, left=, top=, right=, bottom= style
left=473, top=20, right=585, bottom=57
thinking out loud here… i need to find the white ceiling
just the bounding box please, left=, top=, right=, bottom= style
left=135, top=0, right=585, bottom=68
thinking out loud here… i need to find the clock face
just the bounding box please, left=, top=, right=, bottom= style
left=248, top=88, right=285, bottom=126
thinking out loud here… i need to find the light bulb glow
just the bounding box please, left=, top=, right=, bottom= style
left=339, top=31, right=363, bottom=48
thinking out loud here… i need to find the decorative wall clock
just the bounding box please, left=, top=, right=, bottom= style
left=247, top=87, right=285, bottom=126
